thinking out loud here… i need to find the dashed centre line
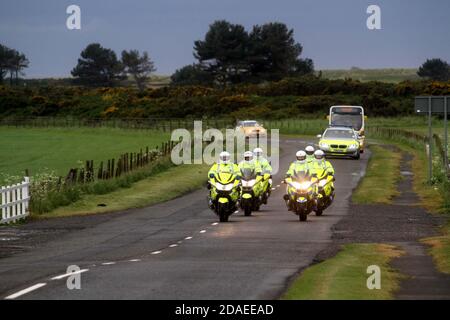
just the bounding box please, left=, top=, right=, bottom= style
left=51, top=268, right=89, bottom=280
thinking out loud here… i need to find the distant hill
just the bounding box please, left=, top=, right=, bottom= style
left=22, top=75, right=172, bottom=88
left=317, top=68, right=420, bottom=83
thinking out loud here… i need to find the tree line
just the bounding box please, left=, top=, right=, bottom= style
left=0, top=44, right=29, bottom=85
left=1, top=19, right=449, bottom=89
left=71, top=44, right=156, bottom=90
left=171, top=20, right=314, bottom=86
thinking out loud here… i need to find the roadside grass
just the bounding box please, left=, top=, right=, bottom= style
left=352, top=145, right=401, bottom=204
left=422, top=222, right=450, bottom=274
left=0, top=127, right=169, bottom=184
left=37, top=163, right=209, bottom=219
left=369, top=137, right=449, bottom=274
left=283, top=244, right=404, bottom=300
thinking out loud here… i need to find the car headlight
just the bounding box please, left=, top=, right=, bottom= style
left=320, top=142, right=329, bottom=149
left=348, top=144, right=358, bottom=150
left=216, top=183, right=234, bottom=191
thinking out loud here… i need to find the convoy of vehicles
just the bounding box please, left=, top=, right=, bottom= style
left=209, top=109, right=365, bottom=222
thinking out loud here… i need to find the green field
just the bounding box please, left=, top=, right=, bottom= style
left=318, top=68, right=420, bottom=83
left=0, top=127, right=169, bottom=184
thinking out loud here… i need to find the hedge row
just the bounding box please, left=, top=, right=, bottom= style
left=1, top=77, right=449, bottom=119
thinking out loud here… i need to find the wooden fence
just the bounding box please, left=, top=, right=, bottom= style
left=1, top=177, right=30, bottom=224
left=63, top=140, right=176, bottom=185
left=0, top=117, right=235, bottom=131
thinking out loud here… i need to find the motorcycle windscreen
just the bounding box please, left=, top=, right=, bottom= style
left=240, top=168, right=256, bottom=180
left=216, top=172, right=234, bottom=184
left=292, top=170, right=310, bottom=182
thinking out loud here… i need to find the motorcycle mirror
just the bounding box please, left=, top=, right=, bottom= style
left=209, top=173, right=215, bottom=178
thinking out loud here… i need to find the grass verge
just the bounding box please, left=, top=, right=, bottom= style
left=369, top=138, right=449, bottom=274
left=352, top=145, right=401, bottom=204
left=37, top=163, right=209, bottom=219
left=422, top=222, right=450, bottom=274
left=282, top=243, right=404, bottom=300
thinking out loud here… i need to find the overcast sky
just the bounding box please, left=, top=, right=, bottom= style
left=0, top=0, right=449, bottom=78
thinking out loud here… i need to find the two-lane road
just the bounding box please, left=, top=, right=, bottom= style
left=0, top=137, right=369, bottom=299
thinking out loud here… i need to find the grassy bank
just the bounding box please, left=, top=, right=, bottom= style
left=37, top=163, right=209, bottom=219
left=283, top=244, right=404, bottom=300
left=0, top=127, right=169, bottom=183
left=352, top=145, right=402, bottom=204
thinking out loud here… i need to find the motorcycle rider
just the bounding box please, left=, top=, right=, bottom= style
left=238, top=151, right=263, bottom=177
left=208, top=151, right=240, bottom=209
left=305, top=145, right=315, bottom=165
left=286, top=150, right=310, bottom=177
left=253, top=147, right=273, bottom=203
left=310, top=149, right=335, bottom=195
left=311, top=150, right=335, bottom=178
left=253, top=148, right=272, bottom=174
left=284, top=150, right=312, bottom=210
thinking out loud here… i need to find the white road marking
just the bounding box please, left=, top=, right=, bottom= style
left=271, top=188, right=276, bottom=191
left=4, top=283, right=47, bottom=300
left=211, top=222, right=219, bottom=226
left=276, top=184, right=280, bottom=187
left=199, top=230, right=206, bottom=233
left=101, top=262, right=116, bottom=266
left=51, top=269, right=89, bottom=280
left=185, top=236, right=193, bottom=240
left=169, top=244, right=178, bottom=248
left=129, top=259, right=141, bottom=262
left=151, top=250, right=162, bottom=255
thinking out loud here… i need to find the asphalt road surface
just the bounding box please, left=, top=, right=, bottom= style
left=0, top=138, right=369, bottom=299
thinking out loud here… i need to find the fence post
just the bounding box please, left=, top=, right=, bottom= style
left=1, top=186, right=5, bottom=221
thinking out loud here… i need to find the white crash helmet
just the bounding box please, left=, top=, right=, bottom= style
left=314, top=150, right=325, bottom=160
left=296, top=150, right=307, bottom=161
left=305, top=145, right=315, bottom=156
left=219, top=151, right=231, bottom=164
left=253, top=147, right=263, bottom=158
left=243, top=151, right=254, bottom=162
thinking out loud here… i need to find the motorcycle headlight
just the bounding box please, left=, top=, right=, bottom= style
left=242, top=179, right=256, bottom=187
left=299, top=181, right=312, bottom=190
left=216, top=183, right=234, bottom=191
left=319, top=179, right=328, bottom=187
left=291, top=181, right=311, bottom=190
left=289, top=181, right=302, bottom=190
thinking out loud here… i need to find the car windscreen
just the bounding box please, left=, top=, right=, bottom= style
left=243, top=121, right=257, bottom=127
left=324, top=129, right=355, bottom=139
